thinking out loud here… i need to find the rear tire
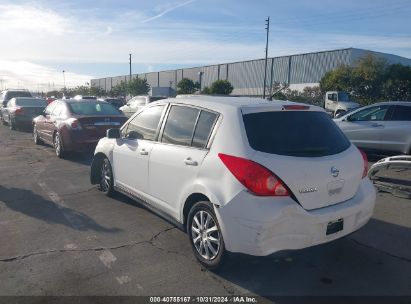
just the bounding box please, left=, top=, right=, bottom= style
left=187, top=201, right=226, bottom=269
left=99, top=157, right=114, bottom=196
left=53, top=132, right=65, bottom=158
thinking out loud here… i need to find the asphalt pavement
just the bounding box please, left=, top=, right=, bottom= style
left=0, top=125, right=410, bottom=300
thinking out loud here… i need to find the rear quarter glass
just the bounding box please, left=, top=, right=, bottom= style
left=243, top=111, right=350, bottom=157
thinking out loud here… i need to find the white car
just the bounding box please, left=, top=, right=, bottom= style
left=119, top=95, right=166, bottom=118
left=90, top=96, right=376, bottom=268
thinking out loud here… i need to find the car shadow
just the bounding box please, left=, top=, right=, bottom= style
left=209, top=218, right=411, bottom=298
left=0, top=185, right=121, bottom=233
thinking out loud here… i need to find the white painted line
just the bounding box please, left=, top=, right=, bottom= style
left=38, top=182, right=86, bottom=230
left=98, top=250, right=117, bottom=269
left=116, top=275, right=131, bottom=285
left=64, top=243, right=78, bottom=250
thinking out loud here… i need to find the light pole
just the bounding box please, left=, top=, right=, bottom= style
left=62, top=70, right=66, bottom=89
left=129, top=54, right=132, bottom=81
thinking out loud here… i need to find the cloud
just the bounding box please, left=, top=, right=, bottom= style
left=0, top=60, right=93, bottom=91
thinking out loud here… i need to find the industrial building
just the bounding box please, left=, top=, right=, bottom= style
left=90, top=48, right=411, bottom=97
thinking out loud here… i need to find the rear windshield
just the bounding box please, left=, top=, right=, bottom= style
left=6, top=91, right=32, bottom=101
left=243, top=111, right=351, bottom=157
left=68, top=102, right=121, bottom=116
left=16, top=99, right=47, bottom=107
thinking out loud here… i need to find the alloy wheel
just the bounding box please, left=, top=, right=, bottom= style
left=54, top=133, right=61, bottom=156
left=100, top=159, right=112, bottom=193
left=191, top=210, right=221, bottom=261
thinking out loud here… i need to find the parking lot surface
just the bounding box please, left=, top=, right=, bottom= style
left=0, top=125, right=411, bottom=299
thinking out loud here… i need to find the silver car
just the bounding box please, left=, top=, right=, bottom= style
left=119, top=95, right=166, bottom=118
left=334, top=102, right=411, bottom=155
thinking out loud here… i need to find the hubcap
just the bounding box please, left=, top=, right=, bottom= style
left=100, top=160, right=111, bottom=191
left=191, top=210, right=220, bottom=261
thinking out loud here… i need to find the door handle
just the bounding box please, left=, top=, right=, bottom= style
left=371, top=123, right=383, bottom=127
left=184, top=157, right=198, bottom=166
left=140, top=149, right=148, bottom=155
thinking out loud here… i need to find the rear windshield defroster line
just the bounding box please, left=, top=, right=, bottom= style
left=243, top=111, right=351, bottom=157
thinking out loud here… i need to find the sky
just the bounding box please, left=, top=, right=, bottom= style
left=0, top=0, right=410, bottom=91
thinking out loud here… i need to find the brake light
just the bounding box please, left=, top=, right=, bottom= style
left=218, top=153, right=289, bottom=196
left=283, top=105, right=309, bottom=110
left=15, top=107, right=24, bottom=115
left=66, top=118, right=82, bottom=130
left=359, top=149, right=368, bottom=178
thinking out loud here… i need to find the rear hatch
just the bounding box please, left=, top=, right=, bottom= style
left=242, top=108, right=364, bottom=210
left=77, top=116, right=127, bottom=138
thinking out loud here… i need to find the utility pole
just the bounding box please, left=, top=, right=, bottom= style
left=129, top=54, right=132, bottom=81
left=263, top=16, right=270, bottom=99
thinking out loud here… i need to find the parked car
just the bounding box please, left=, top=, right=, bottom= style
left=73, top=95, right=97, bottom=100
left=119, top=95, right=166, bottom=117
left=98, top=97, right=125, bottom=109
left=1, top=97, right=47, bottom=130
left=46, top=97, right=57, bottom=104
left=334, top=101, right=411, bottom=155
left=33, top=99, right=128, bottom=157
left=0, top=89, right=33, bottom=120
left=90, top=96, right=376, bottom=269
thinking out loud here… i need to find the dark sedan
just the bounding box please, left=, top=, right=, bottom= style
left=33, top=99, right=128, bottom=157
left=1, top=97, right=47, bottom=130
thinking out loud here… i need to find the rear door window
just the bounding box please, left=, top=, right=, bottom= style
left=192, top=111, right=218, bottom=148
left=243, top=111, right=351, bottom=157
left=161, top=105, right=199, bottom=147
left=391, top=105, right=411, bottom=121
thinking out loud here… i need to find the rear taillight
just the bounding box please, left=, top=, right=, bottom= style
left=218, top=153, right=289, bottom=196
left=66, top=118, right=82, bottom=130
left=359, top=149, right=368, bottom=178
left=15, top=107, right=24, bottom=115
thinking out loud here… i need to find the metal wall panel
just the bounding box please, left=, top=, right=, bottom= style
left=227, top=59, right=265, bottom=96
left=90, top=48, right=409, bottom=95
left=271, top=56, right=290, bottom=84
left=202, top=65, right=219, bottom=89
left=159, top=70, right=176, bottom=88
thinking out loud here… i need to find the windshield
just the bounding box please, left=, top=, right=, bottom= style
left=16, top=98, right=47, bottom=107
left=338, top=92, right=351, bottom=102
left=243, top=111, right=351, bottom=157
left=68, top=102, right=121, bottom=116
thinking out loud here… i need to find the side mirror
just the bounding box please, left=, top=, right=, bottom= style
left=107, top=128, right=121, bottom=139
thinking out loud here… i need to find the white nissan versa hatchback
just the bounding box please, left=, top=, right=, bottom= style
left=90, top=96, right=376, bottom=268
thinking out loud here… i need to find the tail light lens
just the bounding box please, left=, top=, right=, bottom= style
left=15, top=107, right=24, bottom=115
left=66, top=118, right=82, bottom=130
left=218, top=153, right=289, bottom=196
left=359, top=149, right=368, bottom=178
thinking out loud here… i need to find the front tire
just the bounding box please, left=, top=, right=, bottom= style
left=99, top=158, right=114, bottom=196
left=33, top=125, right=42, bottom=145
left=9, top=117, right=15, bottom=130
left=187, top=201, right=226, bottom=269
left=53, top=132, right=65, bottom=158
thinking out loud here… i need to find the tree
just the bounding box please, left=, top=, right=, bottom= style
left=177, top=78, right=197, bottom=94
left=127, top=77, right=150, bottom=96
left=383, top=64, right=411, bottom=101
left=110, top=81, right=128, bottom=96
left=319, top=54, right=411, bottom=105
left=210, top=80, right=233, bottom=95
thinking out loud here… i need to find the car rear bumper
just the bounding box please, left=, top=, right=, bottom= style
left=61, top=131, right=99, bottom=152
left=214, top=178, right=376, bottom=256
